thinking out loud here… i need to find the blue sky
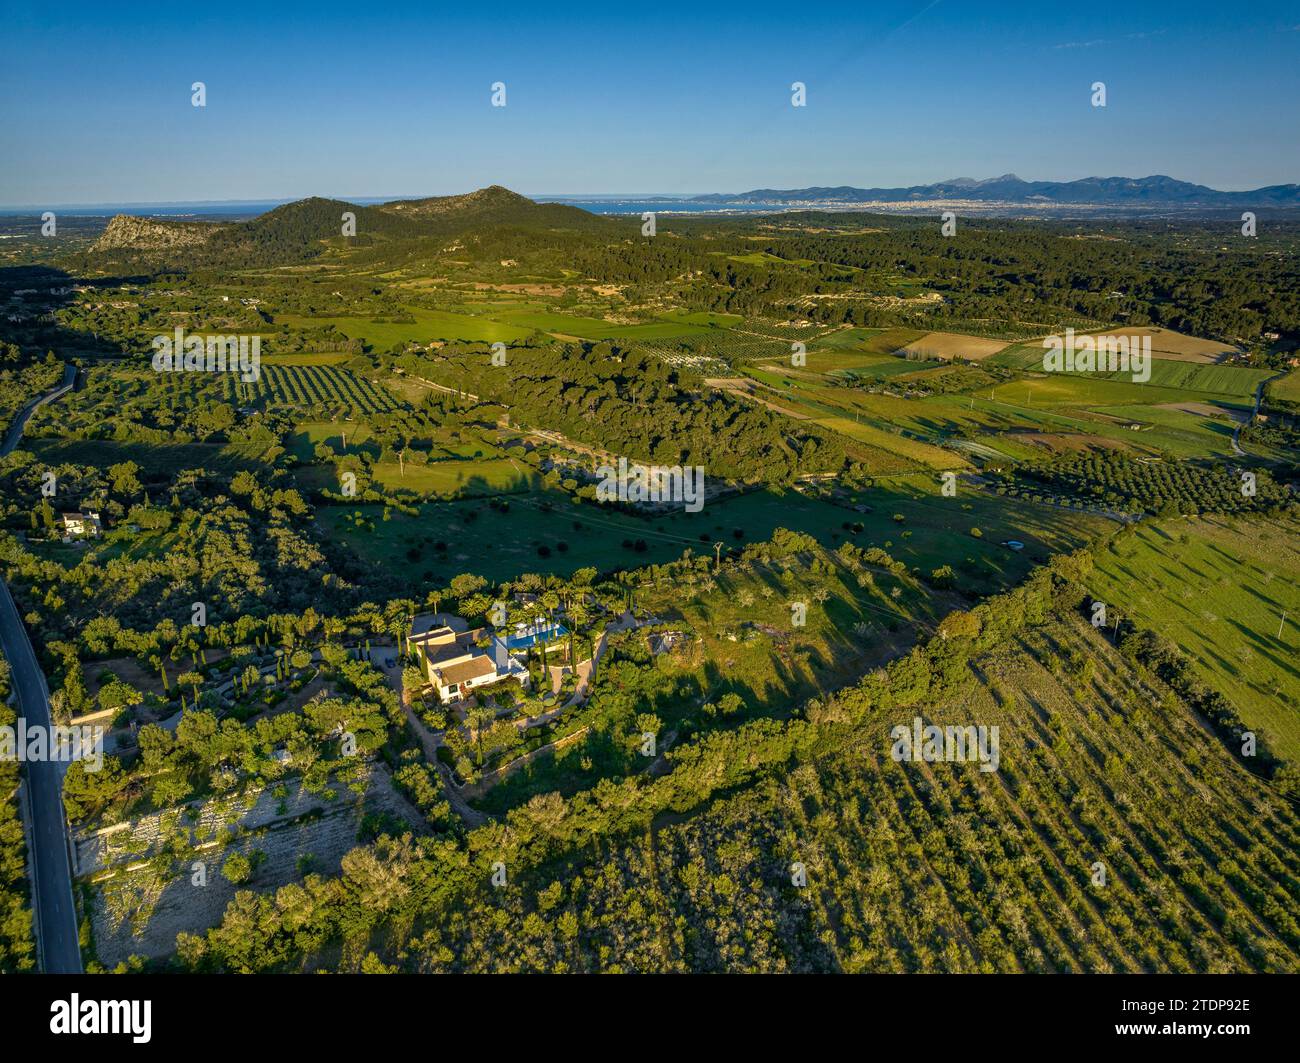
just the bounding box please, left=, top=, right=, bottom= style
left=1, top=0, right=1297, bottom=205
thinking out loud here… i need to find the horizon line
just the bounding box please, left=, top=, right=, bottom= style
left=2, top=172, right=1298, bottom=213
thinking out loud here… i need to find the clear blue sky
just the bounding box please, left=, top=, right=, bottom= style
left=2, top=0, right=1297, bottom=205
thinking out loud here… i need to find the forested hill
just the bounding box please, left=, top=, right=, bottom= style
left=84, top=185, right=612, bottom=268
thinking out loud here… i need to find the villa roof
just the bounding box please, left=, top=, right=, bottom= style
left=433, top=654, right=497, bottom=688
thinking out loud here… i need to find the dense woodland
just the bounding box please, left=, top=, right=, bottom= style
left=399, top=342, right=846, bottom=481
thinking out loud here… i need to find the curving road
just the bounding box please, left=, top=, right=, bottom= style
left=0, top=362, right=83, bottom=973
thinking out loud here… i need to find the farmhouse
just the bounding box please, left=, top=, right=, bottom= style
left=409, top=619, right=529, bottom=703
left=61, top=511, right=102, bottom=539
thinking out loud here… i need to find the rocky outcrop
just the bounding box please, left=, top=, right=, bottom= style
left=92, top=213, right=221, bottom=252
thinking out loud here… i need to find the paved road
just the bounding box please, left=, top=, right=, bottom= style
left=0, top=584, right=82, bottom=971
left=0, top=362, right=83, bottom=973
left=1, top=363, right=76, bottom=454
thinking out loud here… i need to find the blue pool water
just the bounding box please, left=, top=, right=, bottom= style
left=505, top=624, right=568, bottom=650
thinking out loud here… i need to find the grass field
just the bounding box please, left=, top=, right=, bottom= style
left=1088, top=514, right=1300, bottom=764
left=23, top=437, right=271, bottom=475
left=369, top=457, right=537, bottom=495
left=494, top=309, right=722, bottom=341
left=260, top=352, right=353, bottom=366
left=990, top=344, right=1265, bottom=399
left=276, top=308, right=531, bottom=345
left=1269, top=368, right=1300, bottom=405
left=973, top=372, right=1255, bottom=407
left=1087, top=403, right=1241, bottom=457
left=276, top=304, right=733, bottom=346
left=810, top=326, right=928, bottom=354
left=316, top=479, right=1107, bottom=591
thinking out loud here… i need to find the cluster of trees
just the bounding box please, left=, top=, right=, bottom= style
left=64, top=652, right=399, bottom=825
left=0, top=453, right=337, bottom=642
left=399, top=343, right=846, bottom=483
left=992, top=452, right=1294, bottom=516
left=1118, top=625, right=1294, bottom=794
left=654, top=213, right=1300, bottom=343
left=0, top=344, right=62, bottom=428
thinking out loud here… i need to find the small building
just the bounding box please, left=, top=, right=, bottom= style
left=61, top=511, right=102, bottom=539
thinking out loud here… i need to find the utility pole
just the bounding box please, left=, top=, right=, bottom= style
left=714, top=541, right=723, bottom=573
left=1279, top=611, right=1288, bottom=640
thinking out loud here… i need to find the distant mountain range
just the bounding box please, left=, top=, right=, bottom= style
left=689, top=174, right=1300, bottom=209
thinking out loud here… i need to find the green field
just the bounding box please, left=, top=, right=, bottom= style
left=1088, top=515, right=1300, bottom=764
left=276, top=304, right=733, bottom=346
left=276, top=308, right=531, bottom=345
left=1270, top=368, right=1300, bottom=405
left=316, top=479, right=1107, bottom=591
left=990, top=345, right=1268, bottom=399
left=810, top=326, right=927, bottom=354
left=369, top=457, right=537, bottom=495
left=1087, top=404, right=1241, bottom=457
left=23, top=437, right=271, bottom=475
left=494, top=309, right=721, bottom=340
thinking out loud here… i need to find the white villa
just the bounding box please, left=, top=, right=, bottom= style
left=61, top=511, right=102, bottom=539
left=409, top=619, right=529, bottom=704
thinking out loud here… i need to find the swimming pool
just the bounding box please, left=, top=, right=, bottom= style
left=505, top=623, right=568, bottom=650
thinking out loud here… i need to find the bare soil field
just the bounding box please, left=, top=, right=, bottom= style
left=1087, top=326, right=1236, bottom=363
left=1013, top=432, right=1129, bottom=454
left=1156, top=400, right=1241, bottom=419
left=899, top=331, right=1011, bottom=361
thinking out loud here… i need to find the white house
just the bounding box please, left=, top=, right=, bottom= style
left=61, top=511, right=102, bottom=539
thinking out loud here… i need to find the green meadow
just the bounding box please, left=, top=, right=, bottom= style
left=315, top=479, right=1107, bottom=592
left=276, top=305, right=736, bottom=346
left=275, top=308, right=530, bottom=345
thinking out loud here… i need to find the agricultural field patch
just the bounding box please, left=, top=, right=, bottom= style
left=1088, top=515, right=1300, bottom=764
left=899, top=331, right=1012, bottom=361
left=1086, top=326, right=1237, bottom=363
left=238, top=364, right=405, bottom=414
